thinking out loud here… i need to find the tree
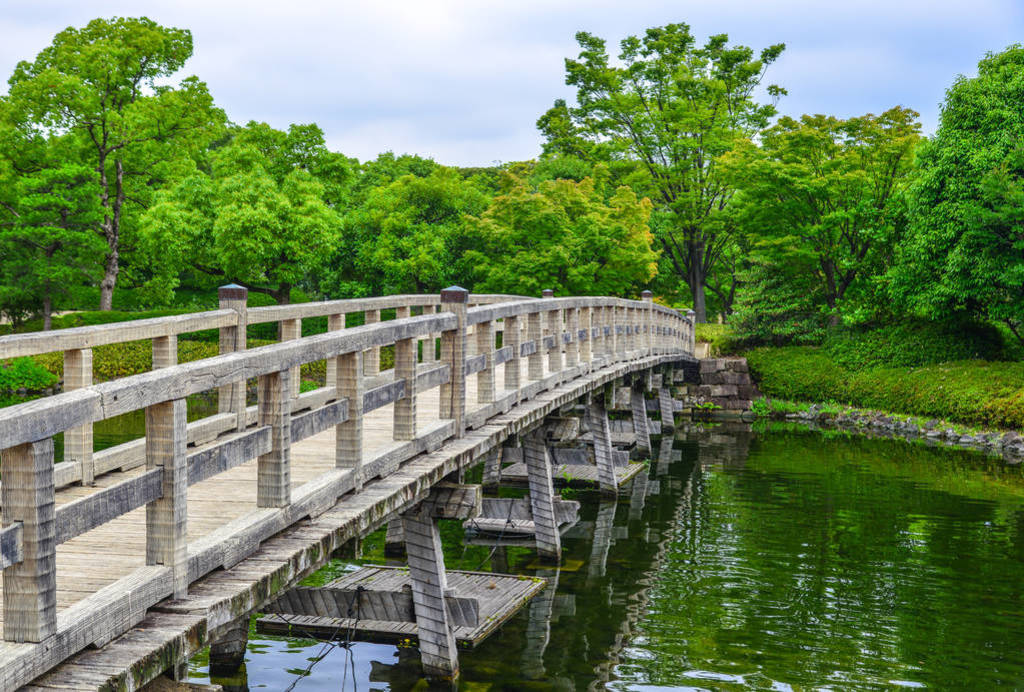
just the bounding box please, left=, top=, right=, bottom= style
left=890, top=46, right=1024, bottom=346
left=539, top=23, right=785, bottom=320
left=6, top=16, right=225, bottom=310
left=0, top=105, right=104, bottom=328
left=336, top=167, right=490, bottom=296
left=723, top=108, right=921, bottom=324
left=460, top=167, right=658, bottom=296
left=140, top=125, right=341, bottom=305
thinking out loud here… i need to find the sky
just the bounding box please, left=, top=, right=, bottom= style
left=1, top=0, right=1022, bottom=166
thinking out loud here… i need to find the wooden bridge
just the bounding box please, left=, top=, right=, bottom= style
left=0, top=287, right=694, bottom=689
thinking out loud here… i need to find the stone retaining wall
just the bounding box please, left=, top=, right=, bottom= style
left=673, top=357, right=760, bottom=411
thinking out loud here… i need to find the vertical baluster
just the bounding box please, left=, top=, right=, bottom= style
left=280, top=318, right=301, bottom=400
left=541, top=290, right=561, bottom=379
left=503, top=314, right=521, bottom=400
left=218, top=284, right=249, bottom=432
left=527, top=309, right=543, bottom=380
left=257, top=370, right=291, bottom=507
left=394, top=334, right=417, bottom=441
left=153, top=335, right=177, bottom=369
left=363, top=309, right=380, bottom=376
left=146, top=398, right=188, bottom=599
left=476, top=319, right=494, bottom=404
left=2, top=438, right=57, bottom=642
left=641, top=291, right=653, bottom=356
left=440, top=287, right=468, bottom=436
left=565, top=306, right=579, bottom=371
left=336, top=350, right=364, bottom=490
left=64, top=348, right=94, bottom=485
left=578, top=306, right=592, bottom=366
left=325, top=313, right=345, bottom=392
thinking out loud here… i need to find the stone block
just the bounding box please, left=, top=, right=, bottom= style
left=723, top=358, right=749, bottom=373
left=699, top=358, right=723, bottom=374
left=737, top=384, right=761, bottom=400
left=709, top=385, right=738, bottom=398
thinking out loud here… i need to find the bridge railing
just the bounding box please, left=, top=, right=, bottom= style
left=0, top=287, right=692, bottom=688
left=0, top=291, right=528, bottom=491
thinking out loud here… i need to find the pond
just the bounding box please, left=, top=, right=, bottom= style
left=180, top=421, right=1024, bottom=689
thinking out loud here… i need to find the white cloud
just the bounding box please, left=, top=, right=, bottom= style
left=1, top=0, right=1022, bottom=164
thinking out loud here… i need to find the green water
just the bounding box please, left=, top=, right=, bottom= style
left=187, top=423, right=1024, bottom=690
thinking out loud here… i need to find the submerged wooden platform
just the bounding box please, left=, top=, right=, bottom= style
left=498, top=460, right=647, bottom=489
left=256, top=565, right=546, bottom=648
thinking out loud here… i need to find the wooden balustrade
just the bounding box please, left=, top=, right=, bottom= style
left=0, top=286, right=691, bottom=685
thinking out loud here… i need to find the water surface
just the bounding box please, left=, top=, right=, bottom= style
left=188, top=422, right=1024, bottom=690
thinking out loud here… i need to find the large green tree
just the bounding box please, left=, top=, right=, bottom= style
left=890, top=46, right=1024, bottom=345
left=460, top=167, right=658, bottom=296
left=0, top=116, right=103, bottom=328
left=539, top=23, right=785, bottom=320
left=5, top=16, right=225, bottom=310
left=723, top=108, right=921, bottom=324
left=140, top=123, right=341, bottom=305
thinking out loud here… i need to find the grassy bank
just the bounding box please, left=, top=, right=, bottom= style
left=744, top=346, right=1024, bottom=430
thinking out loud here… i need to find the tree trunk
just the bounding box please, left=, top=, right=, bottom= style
left=99, top=249, right=118, bottom=311
left=42, top=295, right=52, bottom=331
left=271, top=283, right=291, bottom=306
left=687, top=251, right=708, bottom=323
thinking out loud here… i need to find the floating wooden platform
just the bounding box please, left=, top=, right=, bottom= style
left=498, top=460, right=646, bottom=489
left=463, top=496, right=579, bottom=542
left=256, top=565, right=546, bottom=649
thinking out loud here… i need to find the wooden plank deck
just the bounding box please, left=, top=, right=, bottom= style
left=498, top=461, right=647, bottom=489
left=255, top=564, right=547, bottom=648
left=15, top=351, right=692, bottom=690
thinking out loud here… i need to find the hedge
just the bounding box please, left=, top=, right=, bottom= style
left=746, top=346, right=1024, bottom=430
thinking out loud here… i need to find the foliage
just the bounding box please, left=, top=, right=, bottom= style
left=540, top=23, right=785, bottom=320
left=723, top=108, right=921, bottom=322
left=746, top=346, right=1024, bottom=429
left=694, top=323, right=741, bottom=356
left=890, top=45, right=1024, bottom=346
left=728, top=254, right=830, bottom=345
left=329, top=167, right=489, bottom=296
left=140, top=122, right=341, bottom=304
left=461, top=168, right=658, bottom=295
left=5, top=16, right=226, bottom=310
left=822, top=319, right=1009, bottom=370
left=0, top=357, right=58, bottom=392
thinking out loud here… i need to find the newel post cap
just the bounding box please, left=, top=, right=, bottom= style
left=440, top=286, right=469, bottom=303
left=218, top=284, right=248, bottom=302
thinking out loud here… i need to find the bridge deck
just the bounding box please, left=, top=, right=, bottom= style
left=16, top=353, right=687, bottom=690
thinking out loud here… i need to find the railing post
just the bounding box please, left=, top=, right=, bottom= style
left=565, top=305, right=579, bottom=372
left=527, top=308, right=543, bottom=381
left=686, top=309, right=696, bottom=354
left=476, top=319, right=494, bottom=404
left=2, top=438, right=57, bottom=642
left=440, top=286, right=468, bottom=436
left=257, top=370, right=291, bottom=507
left=325, top=313, right=345, bottom=388
left=363, top=309, right=380, bottom=377
left=218, top=284, right=248, bottom=432
left=578, top=306, right=591, bottom=367
left=421, top=305, right=439, bottom=364
left=394, top=330, right=417, bottom=441
left=503, top=314, right=521, bottom=400
left=146, top=398, right=188, bottom=599
left=336, top=349, right=364, bottom=490
left=280, top=318, right=302, bottom=400
left=641, top=291, right=653, bottom=357
left=153, top=335, right=177, bottom=369
left=541, top=290, right=561, bottom=381
left=64, top=348, right=94, bottom=485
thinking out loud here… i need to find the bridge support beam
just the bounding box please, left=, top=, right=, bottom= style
left=209, top=615, right=249, bottom=677
left=401, top=483, right=482, bottom=682
left=384, top=517, right=405, bottom=557
left=587, top=392, right=619, bottom=498
left=631, top=381, right=652, bottom=455
left=523, top=431, right=561, bottom=562
left=658, top=367, right=676, bottom=433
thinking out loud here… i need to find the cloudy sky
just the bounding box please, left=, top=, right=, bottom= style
left=2, top=1, right=1022, bottom=166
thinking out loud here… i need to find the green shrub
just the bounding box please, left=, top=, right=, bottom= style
left=0, top=357, right=59, bottom=392
left=823, top=319, right=1009, bottom=369
left=746, top=346, right=1024, bottom=429
left=695, top=323, right=741, bottom=356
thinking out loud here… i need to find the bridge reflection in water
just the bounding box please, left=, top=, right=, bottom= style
left=0, top=287, right=694, bottom=689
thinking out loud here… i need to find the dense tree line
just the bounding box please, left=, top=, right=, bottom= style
left=1, top=17, right=1021, bottom=352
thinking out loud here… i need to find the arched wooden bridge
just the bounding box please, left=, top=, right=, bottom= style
left=0, top=287, right=695, bottom=689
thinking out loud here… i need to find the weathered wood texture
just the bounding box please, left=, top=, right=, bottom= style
left=522, top=433, right=561, bottom=561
